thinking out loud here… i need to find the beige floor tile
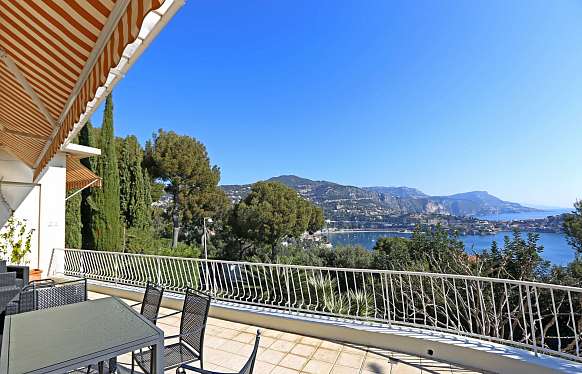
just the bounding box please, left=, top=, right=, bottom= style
left=390, top=361, right=423, bottom=374
left=390, top=353, right=422, bottom=366
left=205, top=325, right=224, bottom=336
left=302, top=359, right=334, bottom=374
left=290, top=343, right=317, bottom=357
left=204, top=336, right=231, bottom=350
left=362, top=352, right=391, bottom=372
left=362, top=370, right=390, bottom=374
left=330, top=365, right=359, bottom=374
left=320, top=340, right=344, bottom=351
left=209, top=365, right=233, bottom=373
left=278, top=354, right=309, bottom=371
left=259, top=349, right=287, bottom=365
left=233, top=332, right=258, bottom=344
left=299, top=336, right=322, bottom=347
left=220, top=339, right=251, bottom=354
left=312, top=347, right=340, bottom=363
left=218, top=353, right=249, bottom=371
left=270, top=339, right=296, bottom=353
left=253, top=360, right=276, bottom=374
left=362, top=359, right=390, bottom=373
left=203, top=347, right=230, bottom=365
left=280, top=332, right=303, bottom=342
left=271, top=366, right=300, bottom=374
left=217, top=328, right=240, bottom=339
left=259, top=336, right=277, bottom=349
left=263, top=329, right=284, bottom=338
left=336, top=352, right=364, bottom=369
left=247, top=325, right=263, bottom=334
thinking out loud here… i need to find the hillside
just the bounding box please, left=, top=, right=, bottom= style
left=221, top=175, right=538, bottom=222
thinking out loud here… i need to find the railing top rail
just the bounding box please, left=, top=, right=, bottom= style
left=58, top=248, right=582, bottom=293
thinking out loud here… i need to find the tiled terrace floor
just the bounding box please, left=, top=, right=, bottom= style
left=89, top=292, right=484, bottom=374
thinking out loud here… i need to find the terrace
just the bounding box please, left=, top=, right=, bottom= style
left=88, top=291, right=479, bottom=374
left=46, top=248, right=582, bottom=373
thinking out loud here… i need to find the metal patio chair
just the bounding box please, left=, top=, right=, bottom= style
left=180, top=331, right=261, bottom=374
left=6, top=278, right=87, bottom=314
left=0, top=272, right=20, bottom=303
left=131, top=281, right=165, bottom=324
left=132, top=288, right=211, bottom=374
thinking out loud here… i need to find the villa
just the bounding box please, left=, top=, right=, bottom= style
left=1, top=1, right=582, bottom=373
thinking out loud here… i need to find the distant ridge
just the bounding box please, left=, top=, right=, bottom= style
left=221, top=175, right=538, bottom=220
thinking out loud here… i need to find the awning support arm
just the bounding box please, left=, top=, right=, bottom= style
left=65, top=179, right=99, bottom=201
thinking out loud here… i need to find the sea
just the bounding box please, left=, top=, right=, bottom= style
left=327, top=209, right=574, bottom=266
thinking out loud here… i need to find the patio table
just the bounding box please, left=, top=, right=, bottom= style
left=0, top=297, right=164, bottom=374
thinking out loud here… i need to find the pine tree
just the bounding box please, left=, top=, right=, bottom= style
left=92, top=94, right=122, bottom=251
left=79, top=122, right=97, bottom=250
left=65, top=191, right=82, bottom=248
left=118, top=135, right=151, bottom=230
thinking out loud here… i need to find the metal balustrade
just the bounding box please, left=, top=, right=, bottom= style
left=55, top=248, right=582, bottom=362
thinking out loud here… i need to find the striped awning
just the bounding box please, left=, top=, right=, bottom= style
left=0, top=0, right=183, bottom=179
left=66, top=156, right=101, bottom=191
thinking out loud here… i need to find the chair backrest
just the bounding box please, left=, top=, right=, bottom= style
left=0, top=260, right=7, bottom=273
left=16, top=288, right=36, bottom=313
left=0, top=272, right=17, bottom=287
left=179, top=288, right=211, bottom=354
left=140, top=282, right=164, bottom=324
left=239, top=331, right=261, bottom=374
left=35, top=278, right=87, bottom=310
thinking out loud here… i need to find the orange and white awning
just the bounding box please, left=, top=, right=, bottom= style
left=66, top=156, right=101, bottom=191
left=0, top=0, right=183, bottom=179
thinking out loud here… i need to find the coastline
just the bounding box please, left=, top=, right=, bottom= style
left=324, top=229, right=414, bottom=234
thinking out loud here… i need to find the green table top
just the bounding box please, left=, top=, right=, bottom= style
left=1, top=297, right=161, bottom=374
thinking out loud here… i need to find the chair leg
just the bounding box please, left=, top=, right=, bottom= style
left=131, top=353, right=135, bottom=374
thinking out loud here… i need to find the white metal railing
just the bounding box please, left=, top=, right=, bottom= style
left=56, top=248, right=582, bottom=362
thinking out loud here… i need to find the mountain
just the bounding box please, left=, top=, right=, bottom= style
left=364, top=186, right=428, bottom=199
left=221, top=175, right=538, bottom=222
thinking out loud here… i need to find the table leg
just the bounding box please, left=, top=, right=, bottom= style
left=152, top=340, right=164, bottom=374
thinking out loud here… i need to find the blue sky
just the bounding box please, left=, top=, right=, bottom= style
left=92, top=0, right=582, bottom=208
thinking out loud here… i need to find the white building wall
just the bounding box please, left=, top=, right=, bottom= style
left=0, top=149, right=66, bottom=273
left=35, top=153, right=66, bottom=272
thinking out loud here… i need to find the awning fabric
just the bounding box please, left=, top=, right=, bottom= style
left=0, top=0, right=182, bottom=179
left=66, top=156, right=101, bottom=191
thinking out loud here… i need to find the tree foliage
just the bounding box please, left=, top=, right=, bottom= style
left=91, top=95, right=122, bottom=251
left=118, top=135, right=151, bottom=230
left=563, top=200, right=582, bottom=257
left=229, top=181, right=324, bottom=260
left=79, top=122, right=98, bottom=250
left=65, top=191, right=82, bottom=248
left=479, top=229, right=549, bottom=280
left=145, top=130, right=227, bottom=247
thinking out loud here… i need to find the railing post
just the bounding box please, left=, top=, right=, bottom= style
left=156, top=256, right=161, bottom=285
left=525, top=285, right=538, bottom=356
left=114, top=252, right=119, bottom=286
left=285, top=267, right=291, bottom=314
left=80, top=251, right=85, bottom=278
left=204, top=260, right=210, bottom=292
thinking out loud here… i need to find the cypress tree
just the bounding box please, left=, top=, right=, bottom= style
left=92, top=94, right=122, bottom=251
left=79, top=122, right=97, bottom=250
left=118, top=135, right=151, bottom=229
left=65, top=191, right=82, bottom=248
